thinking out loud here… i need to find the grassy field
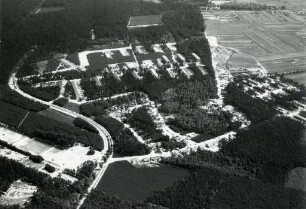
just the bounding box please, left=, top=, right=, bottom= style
left=203, top=9, right=306, bottom=73
left=97, top=161, right=190, bottom=202
left=38, top=108, right=75, bottom=125
left=227, top=53, right=261, bottom=69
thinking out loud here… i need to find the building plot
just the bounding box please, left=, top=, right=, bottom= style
left=0, top=180, right=37, bottom=207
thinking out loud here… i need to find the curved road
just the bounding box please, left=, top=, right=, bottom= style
left=8, top=73, right=113, bottom=208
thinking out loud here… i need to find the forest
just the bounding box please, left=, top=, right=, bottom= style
left=0, top=85, right=49, bottom=112
left=80, top=190, right=166, bottom=209
left=114, top=128, right=151, bottom=157
left=0, top=157, right=76, bottom=209
left=53, top=97, right=69, bottom=107
left=94, top=116, right=150, bottom=156
left=73, top=117, right=99, bottom=134
left=146, top=167, right=305, bottom=209
left=162, top=6, right=205, bottom=41
left=220, top=116, right=306, bottom=184
left=80, top=92, right=145, bottom=117
left=26, top=112, right=103, bottom=150
left=18, top=84, right=61, bottom=102
left=224, top=82, right=277, bottom=123
left=1, top=0, right=207, bottom=84
left=176, top=37, right=213, bottom=73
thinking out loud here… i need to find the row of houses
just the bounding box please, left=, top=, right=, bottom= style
left=100, top=45, right=207, bottom=81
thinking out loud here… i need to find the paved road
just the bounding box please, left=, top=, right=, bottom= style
left=8, top=73, right=113, bottom=208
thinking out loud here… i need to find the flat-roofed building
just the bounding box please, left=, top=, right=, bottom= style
left=192, top=53, right=201, bottom=62
left=127, top=15, right=163, bottom=29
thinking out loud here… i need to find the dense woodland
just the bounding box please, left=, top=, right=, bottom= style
left=224, top=82, right=277, bottom=123
left=95, top=116, right=150, bottom=156
left=73, top=117, right=99, bottom=134
left=80, top=92, right=144, bottom=117
left=3, top=0, right=306, bottom=209
left=146, top=168, right=305, bottom=209
left=220, top=116, right=306, bottom=184
left=115, top=128, right=151, bottom=156
left=0, top=85, right=49, bottom=112
left=80, top=190, right=167, bottom=209
left=162, top=6, right=205, bottom=41
left=18, top=84, right=61, bottom=102
left=53, top=97, right=69, bottom=106
left=0, top=157, right=76, bottom=209
left=1, top=0, right=206, bottom=83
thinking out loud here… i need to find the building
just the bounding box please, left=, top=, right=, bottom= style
left=127, top=15, right=163, bottom=29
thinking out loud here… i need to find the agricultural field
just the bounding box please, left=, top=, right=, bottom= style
left=236, top=0, right=306, bottom=10
left=202, top=10, right=306, bottom=74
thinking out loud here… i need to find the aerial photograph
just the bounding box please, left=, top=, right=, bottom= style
left=0, top=0, right=306, bottom=208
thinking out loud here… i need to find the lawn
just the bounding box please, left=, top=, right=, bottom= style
left=38, top=108, right=75, bottom=125
left=97, top=161, right=189, bottom=202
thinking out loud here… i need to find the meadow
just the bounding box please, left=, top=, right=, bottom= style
left=97, top=161, right=190, bottom=202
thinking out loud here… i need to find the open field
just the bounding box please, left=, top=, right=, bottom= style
left=97, top=161, right=189, bottom=202
left=0, top=127, right=102, bottom=170
left=64, top=101, right=80, bottom=113
left=236, top=0, right=306, bottom=10
left=203, top=10, right=306, bottom=73
left=227, top=53, right=262, bottom=69
left=38, top=108, right=75, bottom=125
left=260, top=56, right=306, bottom=73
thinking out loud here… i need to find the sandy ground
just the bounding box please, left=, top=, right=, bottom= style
left=0, top=180, right=37, bottom=207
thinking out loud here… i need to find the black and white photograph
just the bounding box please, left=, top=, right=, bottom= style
left=0, top=0, right=306, bottom=208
